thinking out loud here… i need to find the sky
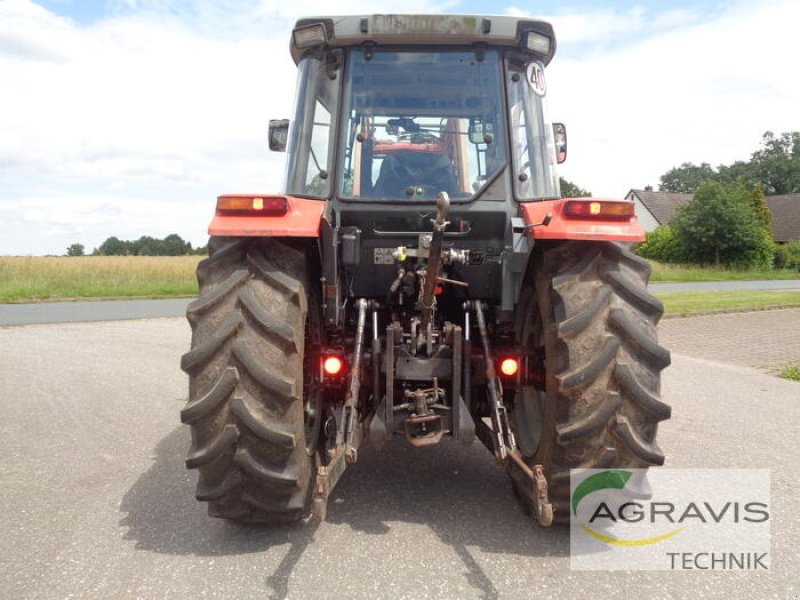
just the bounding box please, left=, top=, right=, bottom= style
left=1, top=0, right=798, bottom=255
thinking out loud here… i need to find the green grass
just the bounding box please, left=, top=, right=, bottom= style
left=649, top=261, right=800, bottom=282
left=0, top=256, right=202, bottom=303
left=778, top=364, right=800, bottom=381
left=2, top=256, right=800, bottom=319
left=656, top=290, right=800, bottom=316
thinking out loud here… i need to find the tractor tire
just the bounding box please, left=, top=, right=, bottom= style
left=180, top=237, right=319, bottom=523
left=512, top=241, right=671, bottom=523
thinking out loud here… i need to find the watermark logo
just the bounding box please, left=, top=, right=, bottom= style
left=572, top=470, right=684, bottom=546
left=569, top=469, right=770, bottom=571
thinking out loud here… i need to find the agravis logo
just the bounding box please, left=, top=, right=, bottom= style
left=571, top=470, right=684, bottom=547
left=569, top=469, right=771, bottom=571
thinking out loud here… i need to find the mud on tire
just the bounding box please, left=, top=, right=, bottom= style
left=513, top=241, right=672, bottom=523
left=180, top=237, right=316, bottom=523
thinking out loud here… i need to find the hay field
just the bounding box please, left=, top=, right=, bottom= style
left=0, top=256, right=202, bottom=302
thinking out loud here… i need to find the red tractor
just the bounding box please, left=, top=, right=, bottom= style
left=181, top=14, right=671, bottom=526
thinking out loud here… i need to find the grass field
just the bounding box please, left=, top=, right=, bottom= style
left=649, top=262, right=800, bottom=282
left=2, top=256, right=800, bottom=317
left=658, top=290, right=800, bottom=316
left=0, top=256, right=202, bottom=303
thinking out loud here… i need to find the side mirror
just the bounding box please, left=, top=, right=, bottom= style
left=553, top=122, right=567, bottom=164
left=468, top=118, right=495, bottom=144
left=268, top=119, right=289, bottom=152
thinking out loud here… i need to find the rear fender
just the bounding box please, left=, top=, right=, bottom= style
left=208, top=195, right=325, bottom=238
left=520, top=198, right=644, bottom=242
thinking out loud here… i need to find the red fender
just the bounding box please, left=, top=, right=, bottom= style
left=208, top=195, right=324, bottom=238
left=520, top=198, right=644, bottom=242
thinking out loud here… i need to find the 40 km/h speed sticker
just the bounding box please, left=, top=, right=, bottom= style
left=527, top=62, right=546, bottom=96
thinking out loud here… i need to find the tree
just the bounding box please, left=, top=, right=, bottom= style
left=716, top=159, right=757, bottom=189
left=749, top=185, right=771, bottom=229
left=96, top=236, right=130, bottom=256
left=132, top=236, right=158, bottom=256
left=95, top=234, right=195, bottom=256
left=659, top=162, right=717, bottom=193
left=559, top=177, right=591, bottom=197
left=66, top=243, right=85, bottom=257
left=635, top=225, right=686, bottom=263
left=672, top=181, right=774, bottom=268
left=748, top=131, right=800, bottom=195
left=161, top=233, right=191, bottom=256
left=662, top=131, right=800, bottom=196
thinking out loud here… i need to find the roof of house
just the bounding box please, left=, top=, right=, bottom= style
left=627, top=189, right=800, bottom=242
left=627, top=189, right=693, bottom=225
left=766, top=194, right=800, bottom=243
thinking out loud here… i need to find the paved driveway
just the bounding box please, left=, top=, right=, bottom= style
left=1, top=313, right=798, bottom=598
left=659, top=308, right=800, bottom=371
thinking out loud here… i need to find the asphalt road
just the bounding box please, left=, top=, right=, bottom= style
left=0, top=298, right=192, bottom=326
left=1, top=279, right=799, bottom=326
left=1, top=318, right=798, bottom=599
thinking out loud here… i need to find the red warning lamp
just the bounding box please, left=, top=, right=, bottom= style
left=323, top=355, right=344, bottom=376
left=499, top=358, right=519, bottom=377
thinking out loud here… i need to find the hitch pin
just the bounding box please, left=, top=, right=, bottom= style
left=436, top=276, right=468, bottom=288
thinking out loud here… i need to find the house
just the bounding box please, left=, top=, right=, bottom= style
left=765, top=194, right=800, bottom=243
left=624, top=188, right=800, bottom=243
left=624, top=187, right=693, bottom=232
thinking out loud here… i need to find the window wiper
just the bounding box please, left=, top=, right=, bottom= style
left=309, top=146, right=328, bottom=180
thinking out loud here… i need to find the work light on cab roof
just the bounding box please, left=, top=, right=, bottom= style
left=289, top=15, right=556, bottom=65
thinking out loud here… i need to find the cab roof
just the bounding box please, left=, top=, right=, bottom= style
left=290, top=14, right=556, bottom=66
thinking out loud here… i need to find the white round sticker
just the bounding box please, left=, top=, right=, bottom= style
left=526, top=62, right=546, bottom=96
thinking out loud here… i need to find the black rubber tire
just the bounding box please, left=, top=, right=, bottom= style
left=180, top=237, right=316, bottom=523
left=512, top=241, right=672, bottom=523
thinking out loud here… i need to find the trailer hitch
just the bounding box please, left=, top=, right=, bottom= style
left=507, top=450, right=554, bottom=527
left=469, top=300, right=554, bottom=526
left=312, top=298, right=370, bottom=521
left=403, top=382, right=446, bottom=447
left=471, top=300, right=515, bottom=460
left=474, top=417, right=554, bottom=527
left=338, top=298, right=368, bottom=462
left=311, top=446, right=347, bottom=522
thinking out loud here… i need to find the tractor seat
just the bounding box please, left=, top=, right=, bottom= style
left=370, top=151, right=458, bottom=199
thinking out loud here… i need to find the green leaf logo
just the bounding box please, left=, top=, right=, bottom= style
left=572, top=470, right=632, bottom=516
left=572, top=470, right=684, bottom=547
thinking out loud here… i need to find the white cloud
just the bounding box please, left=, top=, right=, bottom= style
left=504, top=4, right=705, bottom=45
left=0, top=0, right=449, bottom=254
left=1, top=0, right=799, bottom=254
left=545, top=0, right=800, bottom=196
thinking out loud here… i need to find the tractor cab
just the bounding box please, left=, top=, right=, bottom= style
left=272, top=15, right=564, bottom=205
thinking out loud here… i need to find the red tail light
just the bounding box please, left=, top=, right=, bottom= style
left=216, top=195, right=289, bottom=216
left=499, top=358, right=519, bottom=377
left=322, top=355, right=344, bottom=376
left=563, top=200, right=635, bottom=220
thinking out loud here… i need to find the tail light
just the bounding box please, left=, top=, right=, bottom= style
left=216, top=195, right=289, bottom=216
left=563, top=200, right=635, bottom=220
left=499, top=357, right=520, bottom=378
left=320, top=353, right=347, bottom=385
left=322, top=355, right=344, bottom=376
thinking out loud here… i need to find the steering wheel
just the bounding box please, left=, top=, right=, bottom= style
left=399, top=132, right=442, bottom=145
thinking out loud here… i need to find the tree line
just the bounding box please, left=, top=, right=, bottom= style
left=66, top=234, right=206, bottom=257
left=639, top=131, right=800, bottom=270
left=660, top=131, right=800, bottom=195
